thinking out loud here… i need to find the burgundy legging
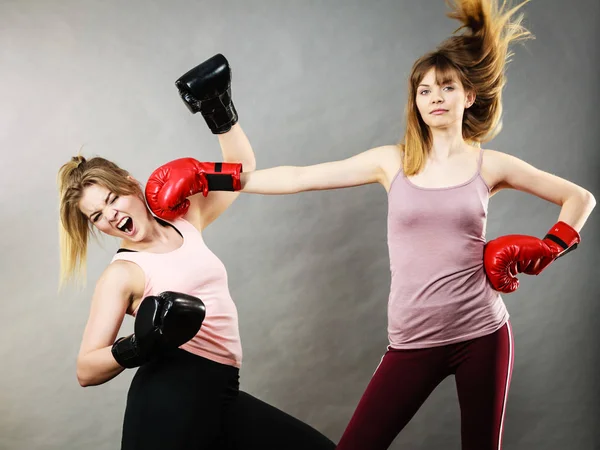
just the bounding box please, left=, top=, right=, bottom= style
left=336, top=322, right=514, bottom=450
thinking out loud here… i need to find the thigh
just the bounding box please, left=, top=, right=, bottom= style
left=454, top=322, right=514, bottom=450
left=336, top=347, right=449, bottom=450
left=226, top=390, right=335, bottom=450
left=121, top=349, right=235, bottom=450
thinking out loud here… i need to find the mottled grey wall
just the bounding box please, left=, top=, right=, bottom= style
left=1, top=0, right=598, bottom=448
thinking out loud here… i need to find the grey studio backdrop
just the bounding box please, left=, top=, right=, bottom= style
left=1, top=0, right=598, bottom=449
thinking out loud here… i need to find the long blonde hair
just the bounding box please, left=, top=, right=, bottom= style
left=401, top=0, right=533, bottom=176
left=57, top=155, right=141, bottom=289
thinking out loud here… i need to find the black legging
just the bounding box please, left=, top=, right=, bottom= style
left=121, top=348, right=335, bottom=450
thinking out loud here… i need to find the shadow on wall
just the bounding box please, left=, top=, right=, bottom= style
left=232, top=184, right=392, bottom=437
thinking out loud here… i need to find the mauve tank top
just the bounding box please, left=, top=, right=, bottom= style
left=386, top=149, right=509, bottom=349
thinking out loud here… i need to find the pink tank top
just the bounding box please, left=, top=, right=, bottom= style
left=386, top=149, right=509, bottom=349
left=111, top=218, right=242, bottom=368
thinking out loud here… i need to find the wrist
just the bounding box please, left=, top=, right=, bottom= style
left=544, top=221, right=581, bottom=256
left=200, top=162, right=242, bottom=193
left=111, top=335, right=146, bottom=369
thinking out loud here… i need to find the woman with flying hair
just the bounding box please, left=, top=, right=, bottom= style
left=149, top=0, right=595, bottom=448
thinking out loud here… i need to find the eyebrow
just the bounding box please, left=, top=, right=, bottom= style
left=89, top=192, right=111, bottom=220
left=419, top=79, right=456, bottom=88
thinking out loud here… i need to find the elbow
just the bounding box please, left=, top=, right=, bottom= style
left=581, top=189, right=596, bottom=212
left=77, top=369, right=91, bottom=388
left=587, top=191, right=596, bottom=210
left=76, top=357, right=95, bottom=387
left=565, top=188, right=596, bottom=212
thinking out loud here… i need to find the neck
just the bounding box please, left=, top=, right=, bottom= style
left=428, top=125, right=467, bottom=161
left=121, top=213, right=172, bottom=250
left=145, top=216, right=171, bottom=241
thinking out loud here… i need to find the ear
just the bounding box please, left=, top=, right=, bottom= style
left=465, top=90, right=476, bottom=109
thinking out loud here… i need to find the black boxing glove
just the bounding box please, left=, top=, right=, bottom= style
left=111, top=291, right=206, bottom=368
left=175, top=53, right=238, bottom=134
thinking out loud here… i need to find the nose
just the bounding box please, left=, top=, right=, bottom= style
left=431, top=91, right=444, bottom=104
left=426, top=85, right=443, bottom=102
left=107, top=207, right=119, bottom=223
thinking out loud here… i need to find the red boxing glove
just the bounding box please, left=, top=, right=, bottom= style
left=145, top=157, right=242, bottom=220
left=484, top=221, right=580, bottom=294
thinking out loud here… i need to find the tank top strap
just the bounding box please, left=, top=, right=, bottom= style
left=476, top=148, right=484, bottom=173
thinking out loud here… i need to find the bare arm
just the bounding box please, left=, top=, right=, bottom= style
left=76, top=262, right=142, bottom=387
left=486, top=150, right=596, bottom=232
left=185, top=123, right=257, bottom=230
left=240, top=146, right=394, bottom=195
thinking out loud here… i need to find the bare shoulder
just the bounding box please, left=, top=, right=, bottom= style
left=480, top=148, right=512, bottom=191
left=372, top=144, right=403, bottom=191
left=79, top=260, right=145, bottom=356
left=95, top=260, right=144, bottom=300
left=374, top=144, right=403, bottom=160
left=353, top=143, right=401, bottom=163
left=481, top=148, right=511, bottom=163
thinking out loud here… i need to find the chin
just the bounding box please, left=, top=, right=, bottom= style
left=429, top=117, right=457, bottom=129
left=425, top=121, right=448, bottom=130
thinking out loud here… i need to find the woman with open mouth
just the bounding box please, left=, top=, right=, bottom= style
left=57, top=53, right=336, bottom=450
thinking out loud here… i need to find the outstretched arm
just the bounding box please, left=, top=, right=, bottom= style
left=240, top=146, right=394, bottom=195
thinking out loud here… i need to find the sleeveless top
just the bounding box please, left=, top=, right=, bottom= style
left=386, top=149, right=509, bottom=349
left=111, top=218, right=242, bottom=368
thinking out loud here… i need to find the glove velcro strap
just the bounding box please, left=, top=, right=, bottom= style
left=544, top=221, right=581, bottom=259
left=200, top=92, right=238, bottom=134
left=111, top=335, right=146, bottom=369
left=204, top=162, right=242, bottom=192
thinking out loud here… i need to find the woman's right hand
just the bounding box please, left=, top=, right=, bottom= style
left=111, top=291, right=206, bottom=369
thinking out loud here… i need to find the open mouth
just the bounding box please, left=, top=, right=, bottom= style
left=117, top=216, right=134, bottom=234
